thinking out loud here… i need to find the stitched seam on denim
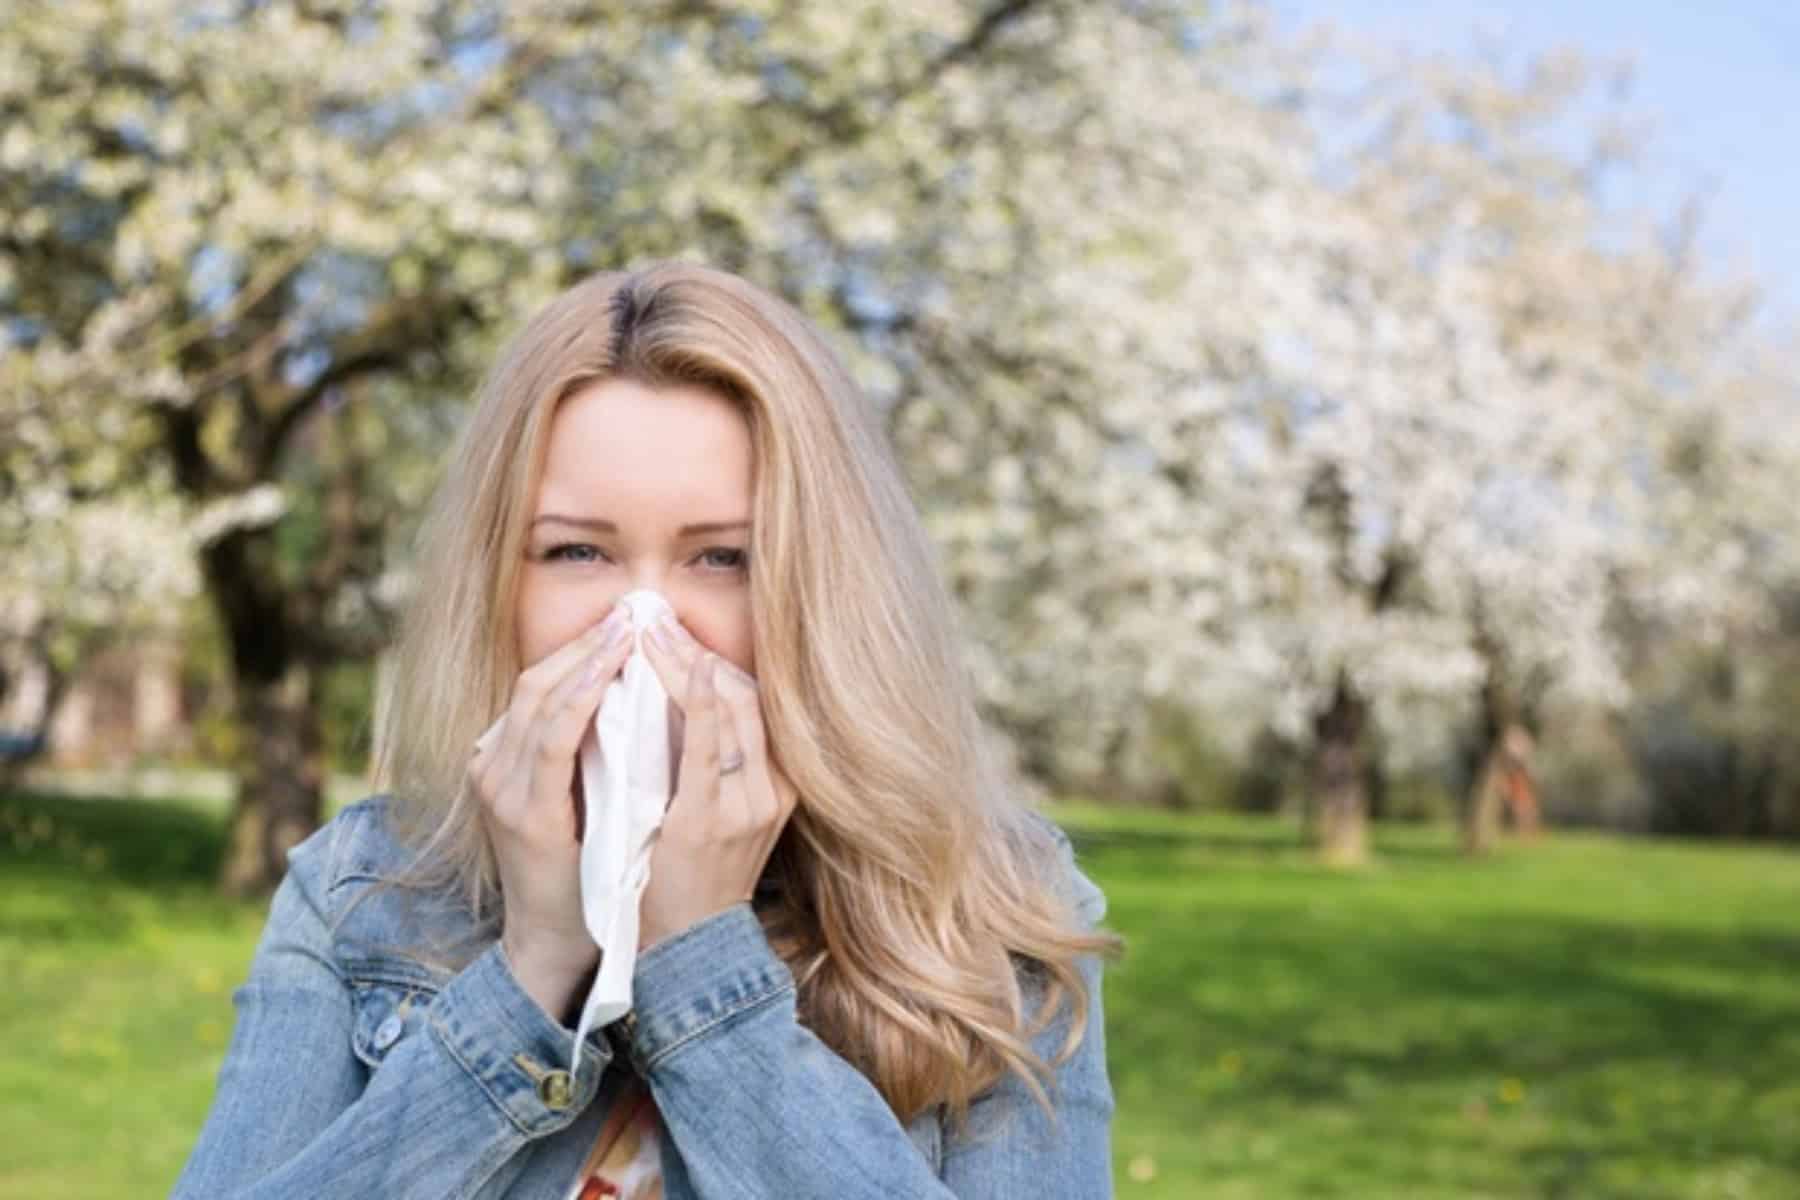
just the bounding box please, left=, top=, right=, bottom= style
left=642, top=978, right=795, bottom=1071
left=427, top=1007, right=541, bottom=1138
left=326, top=796, right=387, bottom=897
left=252, top=897, right=350, bottom=986
left=324, top=794, right=399, bottom=894
left=317, top=805, right=354, bottom=929
left=322, top=803, right=346, bottom=895
left=633, top=905, right=753, bottom=978
left=343, top=961, right=447, bottom=992
left=325, top=810, right=390, bottom=896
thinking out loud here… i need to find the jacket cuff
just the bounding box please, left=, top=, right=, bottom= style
left=427, top=940, right=613, bottom=1138
left=623, top=902, right=796, bottom=1073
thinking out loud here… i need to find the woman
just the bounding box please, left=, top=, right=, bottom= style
left=172, top=261, right=1124, bottom=1199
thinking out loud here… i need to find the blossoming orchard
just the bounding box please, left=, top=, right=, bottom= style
left=2, top=1, right=1793, bottom=888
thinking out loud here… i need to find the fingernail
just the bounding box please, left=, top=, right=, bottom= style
left=601, top=617, right=631, bottom=648
left=597, top=606, right=629, bottom=637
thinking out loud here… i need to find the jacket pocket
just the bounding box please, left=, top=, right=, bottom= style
left=348, top=980, right=433, bottom=1070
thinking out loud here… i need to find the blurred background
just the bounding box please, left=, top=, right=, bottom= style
left=2, top=2, right=1796, bottom=1196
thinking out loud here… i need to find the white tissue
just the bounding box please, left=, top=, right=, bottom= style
left=569, top=588, right=676, bottom=1076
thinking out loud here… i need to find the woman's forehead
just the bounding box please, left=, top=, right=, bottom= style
left=535, top=377, right=752, bottom=522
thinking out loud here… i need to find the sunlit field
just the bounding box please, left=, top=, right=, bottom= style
left=2, top=788, right=1796, bottom=1198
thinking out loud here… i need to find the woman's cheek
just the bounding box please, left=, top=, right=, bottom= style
left=517, top=579, right=605, bottom=668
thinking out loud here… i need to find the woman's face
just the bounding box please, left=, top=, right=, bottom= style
left=516, top=376, right=755, bottom=678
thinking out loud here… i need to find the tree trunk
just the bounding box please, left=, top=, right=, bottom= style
left=1463, top=721, right=1541, bottom=854
left=1, top=631, right=65, bottom=732
left=1462, top=650, right=1541, bottom=854
left=0, top=631, right=70, bottom=788
left=201, top=527, right=329, bottom=896
left=1463, top=743, right=1507, bottom=855
left=1311, top=673, right=1369, bottom=866
left=1502, top=724, right=1542, bottom=839
left=220, top=658, right=325, bottom=896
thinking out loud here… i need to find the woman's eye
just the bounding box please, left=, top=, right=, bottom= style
left=544, top=543, right=603, bottom=564
left=536, top=543, right=743, bottom=571
left=700, top=547, right=748, bottom=572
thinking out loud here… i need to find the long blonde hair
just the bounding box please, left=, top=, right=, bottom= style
left=369, top=260, right=1124, bottom=1133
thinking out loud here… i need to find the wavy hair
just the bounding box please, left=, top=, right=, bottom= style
left=367, top=260, right=1124, bottom=1133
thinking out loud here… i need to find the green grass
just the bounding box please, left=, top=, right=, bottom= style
left=1063, top=803, right=1800, bottom=1199
left=0, top=788, right=262, bottom=1198
left=2, top=787, right=1797, bottom=1198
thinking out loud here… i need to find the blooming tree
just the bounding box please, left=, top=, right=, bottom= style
left=7, top=0, right=1789, bottom=886
left=2, top=0, right=1230, bottom=889
left=0, top=361, right=199, bottom=762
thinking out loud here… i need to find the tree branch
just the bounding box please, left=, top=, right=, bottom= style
left=256, top=291, right=476, bottom=474
left=754, top=0, right=1051, bottom=177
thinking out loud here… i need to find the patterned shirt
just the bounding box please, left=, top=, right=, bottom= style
left=566, top=1079, right=664, bottom=1200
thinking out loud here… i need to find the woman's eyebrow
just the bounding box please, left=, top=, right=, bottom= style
left=530, top=514, right=751, bottom=536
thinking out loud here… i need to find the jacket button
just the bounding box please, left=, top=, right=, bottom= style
left=537, top=1069, right=575, bottom=1110
left=372, top=1013, right=405, bottom=1051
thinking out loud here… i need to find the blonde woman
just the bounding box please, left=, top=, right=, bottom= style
left=172, top=261, right=1124, bottom=1199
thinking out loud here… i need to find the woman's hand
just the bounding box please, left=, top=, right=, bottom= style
left=468, top=603, right=634, bottom=1023
left=636, top=611, right=800, bottom=952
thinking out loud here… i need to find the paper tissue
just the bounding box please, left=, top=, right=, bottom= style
left=569, top=588, right=678, bottom=1076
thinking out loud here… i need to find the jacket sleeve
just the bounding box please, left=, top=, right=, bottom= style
left=621, top=825, right=1116, bottom=1199
left=169, top=810, right=617, bottom=1200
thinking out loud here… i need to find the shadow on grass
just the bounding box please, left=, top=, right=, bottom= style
left=0, top=785, right=227, bottom=887
left=1065, top=822, right=1464, bottom=862
left=1087, top=819, right=1800, bottom=1191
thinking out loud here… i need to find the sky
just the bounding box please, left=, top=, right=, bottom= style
left=1271, top=1, right=1800, bottom=332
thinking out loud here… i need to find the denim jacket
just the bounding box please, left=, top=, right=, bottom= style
left=171, top=794, right=1116, bottom=1199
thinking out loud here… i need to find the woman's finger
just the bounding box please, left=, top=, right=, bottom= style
left=534, top=623, right=633, bottom=815
left=511, top=605, right=629, bottom=729
left=472, top=711, right=508, bottom=766
left=467, top=712, right=510, bottom=812
left=713, top=663, right=751, bottom=826
left=722, top=669, right=797, bottom=825
left=711, top=671, right=766, bottom=766
left=641, top=612, right=702, bottom=710
left=640, top=610, right=761, bottom=710
left=536, top=618, right=634, bottom=767
left=484, top=605, right=627, bottom=817
left=713, top=672, right=775, bottom=821
left=473, top=710, right=516, bottom=805
left=534, top=623, right=635, bottom=839
left=670, top=651, right=722, bottom=811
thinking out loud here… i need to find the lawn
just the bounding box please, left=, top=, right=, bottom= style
left=2, top=786, right=1796, bottom=1198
